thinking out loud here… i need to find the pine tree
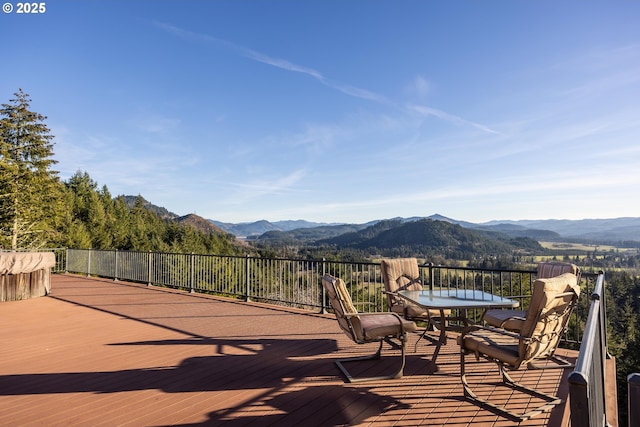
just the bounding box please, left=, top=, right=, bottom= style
left=0, top=89, right=63, bottom=249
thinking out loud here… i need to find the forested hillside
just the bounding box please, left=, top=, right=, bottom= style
left=254, top=223, right=369, bottom=245
left=61, top=172, right=247, bottom=254
left=318, top=219, right=542, bottom=258
left=255, top=218, right=542, bottom=260
left=0, top=90, right=247, bottom=255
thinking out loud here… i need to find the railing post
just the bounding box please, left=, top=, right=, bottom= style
left=598, top=270, right=612, bottom=358
left=64, top=248, right=68, bottom=273
left=568, top=371, right=589, bottom=427
left=147, top=251, right=152, bottom=286
left=189, top=253, right=195, bottom=293
left=629, top=373, right=640, bottom=427
left=245, top=254, right=250, bottom=302
left=321, top=258, right=327, bottom=314
left=114, top=249, right=118, bottom=282
left=87, top=249, right=91, bottom=277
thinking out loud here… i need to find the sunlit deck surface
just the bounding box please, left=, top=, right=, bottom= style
left=0, top=274, right=576, bottom=426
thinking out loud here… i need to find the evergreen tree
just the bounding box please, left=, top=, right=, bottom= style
left=111, top=195, right=131, bottom=249
left=0, top=89, right=63, bottom=249
left=65, top=170, right=114, bottom=248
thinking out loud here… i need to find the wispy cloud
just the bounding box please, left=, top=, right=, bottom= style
left=409, top=105, right=500, bottom=134
left=294, top=169, right=640, bottom=220
left=241, top=50, right=325, bottom=80
left=155, top=21, right=389, bottom=105
left=155, top=21, right=496, bottom=133
left=220, top=169, right=308, bottom=204
left=405, top=75, right=431, bottom=99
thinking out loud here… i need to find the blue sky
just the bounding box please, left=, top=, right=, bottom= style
left=2, top=1, right=639, bottom=224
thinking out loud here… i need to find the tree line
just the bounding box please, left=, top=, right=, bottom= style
left=0, top=89, right=245, bottom=255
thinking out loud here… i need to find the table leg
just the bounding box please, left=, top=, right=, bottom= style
left=424, top=308, right=448, bottom=372
left=427, top=308, right=472, bottom=373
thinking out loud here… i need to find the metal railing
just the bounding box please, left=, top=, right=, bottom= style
left=568, top=271, right=610, bottom=427
left=65, top=249, right=386, bottom=311
left=61, top=249, right=595, bottom=344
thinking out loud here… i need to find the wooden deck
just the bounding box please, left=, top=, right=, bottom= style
left=0, top=274, right=575, bottom=426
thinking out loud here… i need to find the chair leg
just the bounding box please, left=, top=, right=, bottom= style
left=460, top=352, right=562, bottom=422
left=527, top=354, right=574, bottom=370
left=413, top=326, right=440, bottom=352
left=335, top=338, right=407, bottom=383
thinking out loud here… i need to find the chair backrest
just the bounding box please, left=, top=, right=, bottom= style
left=380, top=258, right=423, bottom=295
left=519, top=272, right=580, bottom=365
left=537, top=261, right=579, bottom=279
left=322, top=275, right=363, bottom=342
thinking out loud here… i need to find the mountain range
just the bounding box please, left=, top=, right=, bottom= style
left=122, top=196, right=640, bottom=244
left=211, top=214, right=640, bottom=243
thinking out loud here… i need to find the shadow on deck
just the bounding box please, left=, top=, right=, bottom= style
left=0, top=274, right=575, bottom=426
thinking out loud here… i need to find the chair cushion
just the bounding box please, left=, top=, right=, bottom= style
left=404, top=303, right=428, bottom=318
left=359, top=314, right=417, bottom=340
left=381, top=258, right=422, bottom=292
left=521, top=273, right=579, bottom=336
left=460, top=328, right=520, bottom=367
left=333, top=277, right=358, bottom=315
left=398, top=302, right=451, bottom=320
left=403, top=318, right=418, bottom=333
left=322, top=276, right=356, bottom=338
left=537, top=262, right=578, bottom=279
left=381, top=258, right=446, bottom=320
left=482, top=309, right=527, bottom=330
left=463, top=272, right=580, bottom=369
left=520, top=273, right=580, bottom=361
left=482, top=262, right=579, bottom=331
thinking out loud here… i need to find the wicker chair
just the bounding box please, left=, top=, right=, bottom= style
left=322, top=275, right=417, bottom=383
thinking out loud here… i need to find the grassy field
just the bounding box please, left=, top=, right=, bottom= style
left=537, top=241, right=639, bottom=263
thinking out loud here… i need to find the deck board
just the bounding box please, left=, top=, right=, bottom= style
left=0, top=274, right=574, bottom=426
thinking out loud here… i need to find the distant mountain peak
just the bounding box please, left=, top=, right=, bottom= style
left=177, top=214, right=226, bottom=235
left=429, top=213, right=454, bottom=221
left=122, top=195, right=177, bottom=220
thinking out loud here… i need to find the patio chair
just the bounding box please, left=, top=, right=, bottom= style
left=459, top=272, right=580, bottom=421
left=481, top=261, right=579, bottom=331
left=480, top=261, right=579, bottom=368
left=322, top=274, right=417, bottom=383
left=380, top=258, right=451, bottom=347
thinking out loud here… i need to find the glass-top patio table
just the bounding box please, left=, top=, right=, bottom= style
left=398, top=289, right=519, bottom=370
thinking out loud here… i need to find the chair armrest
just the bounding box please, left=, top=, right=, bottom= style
left=382, top=290, right=406, bottom=305
left=554, top=291, right=578, bottom=299
left=498, top=316, right=527, bottom=328
left=355, top=311, right=412, bottom=334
